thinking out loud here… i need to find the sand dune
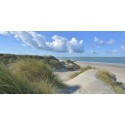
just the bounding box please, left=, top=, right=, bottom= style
left=65, top=69, right=116, bottom=94
left=76, top=62, right=125, bottom=84
left=55, top=61, right=125, bottom=94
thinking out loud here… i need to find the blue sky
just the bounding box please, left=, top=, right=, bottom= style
left=0, top=31, right=125, bottom=57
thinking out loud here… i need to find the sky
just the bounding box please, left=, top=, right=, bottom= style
left=0, top=31, right=125, bottom=57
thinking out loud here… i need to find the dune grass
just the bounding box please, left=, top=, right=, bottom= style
left=0, top=64, right=57, bottom=94
left=9, top=59, right=66, bottom=88
left=9, top=59, right=53, bottom=82
left=0, top=58, right=67, bottom=94
left=96, top=70, right=125, bottom=94
left=70, top=65, right=94, bottom=79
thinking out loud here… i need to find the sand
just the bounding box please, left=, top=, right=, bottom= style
left=55, top=61, right=125, bottom=94
left=66, top=69, right=116, bottom=94
left=76, top=62, right=125, bottom=84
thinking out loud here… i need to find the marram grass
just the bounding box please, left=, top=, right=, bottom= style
left=0, top=59, right=65, bottom=94
left=9, top=58, right=53, bottom=82
left=70, top=65, right=94, bottom=79
left=96, top=70, right=125, bottom=94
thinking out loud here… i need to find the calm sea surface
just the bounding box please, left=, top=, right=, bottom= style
left=57, top=57, right=125, bottom=64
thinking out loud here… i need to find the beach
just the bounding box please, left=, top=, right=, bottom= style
left=55, top=61, right=125, bottom=93
left=76, top=62, right=125, bottom=84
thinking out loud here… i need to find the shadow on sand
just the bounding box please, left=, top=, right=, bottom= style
left=58, top=85, right=80, bottom=94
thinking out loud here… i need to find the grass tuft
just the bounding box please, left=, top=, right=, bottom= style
left=96, top=70, right=125, bottom=94
left=9, top=59, right=53, bottom=82
left=0, top=58, right=67, bottom=94
left=70, top=65, right=94, bottom=79
left=0, top=64, right=56, bottom=94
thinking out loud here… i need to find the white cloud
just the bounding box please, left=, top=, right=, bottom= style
left=68, top=38, right=84, bottom=53
left=94, top=36, right=115, bottom=45
left=121, top=45, right=125, bottom=52
left=0, top=31, right=10, bottom=36
left=0, top=31, right=84, bottom=53
left=107, top=39, right=115, bottom=45
left=46, top=35, right=68, bottom=52
left=94, top=37, right=99, bottom=42
left=89, top=50, right=96, bottom=55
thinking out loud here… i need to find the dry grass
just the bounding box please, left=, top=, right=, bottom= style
left=0, top=64, right=55, bottom=94
left=70, top=65, right=94, bottom=79
left=0, top=58, right=66, bottom=94
left=96, top=70, right=125, bottom=94
left=9, top=59, right=53, bottom=82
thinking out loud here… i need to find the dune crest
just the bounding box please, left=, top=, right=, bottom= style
left=65, top=69, right=116, bottom=94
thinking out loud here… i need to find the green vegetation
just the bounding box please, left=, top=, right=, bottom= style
left=10, top=59, right=53, bottom=82
left=0, top=53, right=81, bottom=94
left=0, top=64, right=56, bottom=94
left=0, top=57, right=67, bottom=94
left=96, top=70, right=125, bottom=94
left=65, top=60, right=80, bottom=71
left=0, top=54, right=80, bottom=71
left=70, top=65, right=94, bottom=79
left=49, top=59, right=65, bottom=70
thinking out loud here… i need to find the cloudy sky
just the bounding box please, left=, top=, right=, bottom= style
left=0, top=31, right=125, bottom=57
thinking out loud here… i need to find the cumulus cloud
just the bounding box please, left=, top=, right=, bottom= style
left=0, top=31, right=84, bottom=53
left=68, top=38, right=84, bottom=53
left=46, top=35, right=68, bottom=52
left=94, top=36, right=115, bottom=45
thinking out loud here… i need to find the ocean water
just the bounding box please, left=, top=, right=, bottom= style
left=57, top=57, right=125, bottom=64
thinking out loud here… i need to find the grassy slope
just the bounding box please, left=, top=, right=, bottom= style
left=0, top=64, right=56, bottom=94
left=0, top=58, right=66, bottom=94
left=96, top=70, right=125, bottom=94
left=0, top=53, right=80, bottom=71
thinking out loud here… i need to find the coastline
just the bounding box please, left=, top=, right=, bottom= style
left=55, top=60, right=125, bottom=84
left=76, top=61, right=125, bottom=84
left=54, top=61, right=125, bottom=93
left=76, top=61, right=125, bottom=68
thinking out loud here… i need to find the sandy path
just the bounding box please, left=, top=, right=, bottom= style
left=65, top=69, right=116, bottom=94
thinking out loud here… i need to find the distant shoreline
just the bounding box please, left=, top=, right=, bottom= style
left=76, top=61, right=125, bottom=68
left=57, top=57, right=125, bottom=65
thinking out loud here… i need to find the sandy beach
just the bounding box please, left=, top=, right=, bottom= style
left=55, top=61, right=125, bottom=94
left=76, top=62, right=125, bottom=83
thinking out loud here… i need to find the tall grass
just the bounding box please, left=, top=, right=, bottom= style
left=9, top=59, right=66, bottom=87
left=0, top=64, right=56, bottom=94
left=70, top=65, right=94, bottom=79
left=0, top=57, right=68, bottom=93
left=96, top=70, right=125, bottom=94
left=10, top=59, right=53, bottom=81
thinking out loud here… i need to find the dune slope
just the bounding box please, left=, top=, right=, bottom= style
left=65, top=69, right=116, bottom=94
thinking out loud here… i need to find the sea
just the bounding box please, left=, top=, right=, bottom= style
left=57, top=57, right=125, bottom=64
